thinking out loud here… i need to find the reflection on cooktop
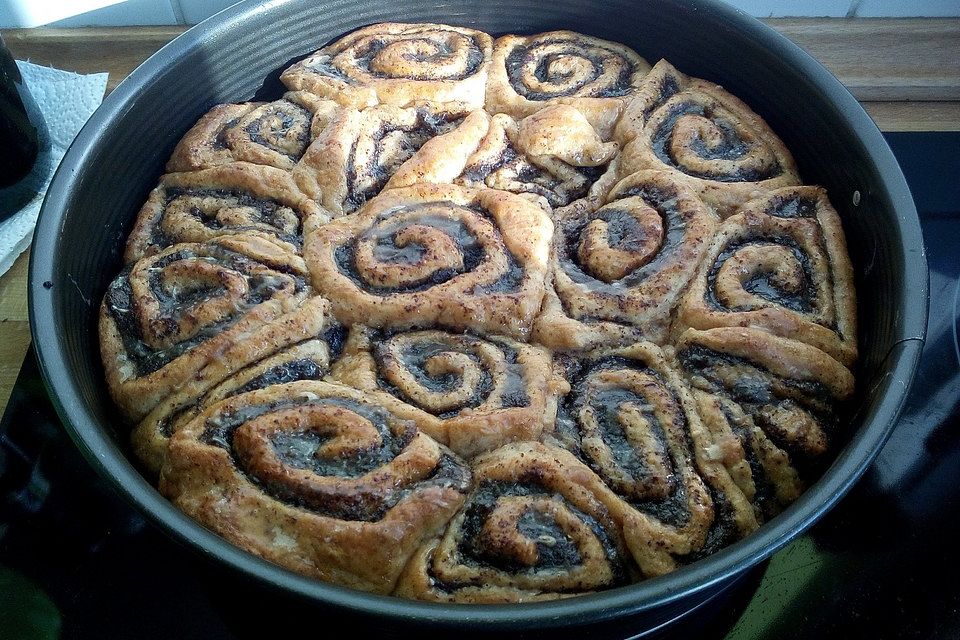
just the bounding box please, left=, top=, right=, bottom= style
left=0, top=132, right=958, bottom=640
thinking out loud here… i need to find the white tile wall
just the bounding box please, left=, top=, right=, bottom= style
left=0, top=0, right=178, bottom=28
left=850, top=0, right=960, bottom=17
left=0, top=0, right=958, bottom=28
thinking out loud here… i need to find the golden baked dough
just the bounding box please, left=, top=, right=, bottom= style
left=549, top=341, right=757, bottom=577
left=393, top=442, right=634, bottom=602
left=328, top=327, right=563, bottom=458
left=132, top=335, right=339, bottom=477
left=386, top=106, right=618, bottom=208
left=617, top=60, right=800, bottom=217
left=487, top=31, right=651, bottom=138
left=281, top=22, right=493, bottom=109
left=675, top=186, right=858, bottom=366
left=533, top=170, right=718, bottom=350
left=305, top=183, right=552, bottom=339
left=673, top=327, right=855, bottom=516
left=99, top=23, right=860, bottom=603
left=100, top=235, right=328, bottom=422
left=124, top=162, right=328, bottom=263
left=292, top=102, right=471, bottom=215
left=166, top=92, right=340, bottom=172
left=160, top=380, right=472, bottom=594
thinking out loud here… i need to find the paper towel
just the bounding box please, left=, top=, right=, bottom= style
left=0, top=61, right=107, bottom=277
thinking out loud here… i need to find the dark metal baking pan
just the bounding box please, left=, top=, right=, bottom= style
left=27, top=0, right=928, bottom=636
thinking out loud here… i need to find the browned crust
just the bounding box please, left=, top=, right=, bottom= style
left=486, top=31, right=652, bottom=139
left=280, top=22, right=493, bottom=109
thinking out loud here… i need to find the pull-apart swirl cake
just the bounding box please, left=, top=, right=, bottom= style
left=100, top=22, right=857, bottom=602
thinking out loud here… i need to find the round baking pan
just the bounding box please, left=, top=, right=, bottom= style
left=28, top=0, right=928, bottom=636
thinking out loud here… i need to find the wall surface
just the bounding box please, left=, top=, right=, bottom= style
left=1, top=0, right=959, bottom=28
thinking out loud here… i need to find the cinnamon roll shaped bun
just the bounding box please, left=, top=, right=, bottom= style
left=124, top=162, right=328, bottom=264
left=394, top=442, right=635, bottom=602
left=617, top=60, right=800, bottom=218
left=673, top=327, right=855, bottom=517
left=292, top=102, right=471, bottom=215
left=132, top=327, right=343, bottom=477
left=160, top=380, right=472, bottom=593
left=280, top=23, right=493, bottom=109
left=329, top=327, right=562, bottom=458
left=675, top=186, right=857, bottom=366
left=487, top=31, right=651, bottom=139
left=305, top=184, right=553, bottom=339
left=532, top=170, right=718, bottom=351
left=550, top=342, right=756, bottom=577
left=385, top=106, right=618, bottom=209
left=166, top=92, right=340, bottom=172
left=99, top=235, right=328, bottom=422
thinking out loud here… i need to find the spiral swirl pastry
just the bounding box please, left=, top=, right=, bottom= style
left=617, top=60, right=800, bottom=218
left=533, top=170, right=718, bottom=352
left=166, top=92, right=341, bottom=173
left=487, top=31, right=651, bottom=139
left=306, top=184, right=553, bottom=339
left=550, top=342, right=756, bottom=576
left=385, top=106, right=618, bottom=209
left=100, top=235, right=330, bottom=422
left=394, top=442, right=635, bottom=602
left=99, top=23, right=864, bottom=602
left=329, top=327, right=561, bottom=458
left=124, top=162, right=328, bottom=264
left=280, top=23, right=492, bottom=109
left=292, top=102, right=470, bottom=215
left=160, top=380, right=472, bottom=594
left=676, top=186, right=857, bottom=366
left=613, top=58, right=686, bottom=145
left=132, top=328, right=343, bottom=477
left=674, top=327, right=855, bottom=515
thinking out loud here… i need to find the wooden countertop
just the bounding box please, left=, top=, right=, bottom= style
left=0, top=19, right=958, bottom=413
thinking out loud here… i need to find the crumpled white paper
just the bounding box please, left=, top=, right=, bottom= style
left=0, top=61, right=107, bottom=276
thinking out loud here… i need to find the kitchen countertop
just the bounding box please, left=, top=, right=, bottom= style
left=0, top=18, right=958, bottom=411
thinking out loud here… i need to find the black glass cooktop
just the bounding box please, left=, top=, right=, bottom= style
left=1, top=132, right=958, bottom=640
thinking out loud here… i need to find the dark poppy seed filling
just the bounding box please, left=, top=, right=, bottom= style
left=683, top=486, right=739, bottom=562
left=451, top=481, right=627, bottom=581
left=505, top=39, right=636, bottom=100
left=106, top=247, right=303, bottom=376
left=152, top=187, right=304, bottom=251
left=766, top=194, right=818, bottom=219
left=345, top=110, right=466, bottom=210
left=719, top=403, right=781, bottom=520
left=705, top=236, right=817, bottom=314
left=642, top=74, right=682, bottom=122
left=200, top=395, right=470, bottom=521
left=158, top=354, right=328, bottom=439
left=459, top=125, right=607, bottom=208
left=346, top=33, right=486, bottom=81
left=322, top=324, right=348, bottom=361
left=334, top=203, right=521, bottom=295
left=557, top=357, right=694, bottom=529
left=233, top=358, right=327, bottom=396
left=213, top=117, right=242, bottom=150
left=651, top=101, right=781, bottom=183
left=244, top=102, right=312, bottom=159
left=678, top=344, right=838, bottom=461
left=371, top=331, right=530, bottom=419
left=560, top=185, right=685, bottom=291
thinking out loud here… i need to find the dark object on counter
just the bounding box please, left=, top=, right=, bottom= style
left=26, top=0, right=927, bottom=637
left=0, top=35, right=39, bottom=188
left=0, top=34, right=48, bottom=223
